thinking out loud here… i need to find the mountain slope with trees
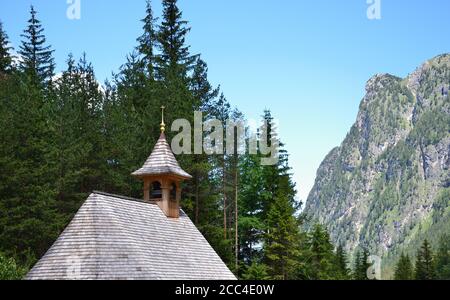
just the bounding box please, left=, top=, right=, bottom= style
left=303, top=54, right=450, bottom=278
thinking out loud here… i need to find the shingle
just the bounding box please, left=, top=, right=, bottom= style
left=131, top=133, right=192, bottom=179
left=25, top=192, right=236, bottom=280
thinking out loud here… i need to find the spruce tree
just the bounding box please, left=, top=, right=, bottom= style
left=394, top=252, right=413, bottom=280
left=238, top=153, right=266, bottom=265
left=264, top=193, right=300, bottom=280
left=353, top=249, right=371, bottom=280
left=137, top=0, right=157, bottom=78
left=51, top=53, right=106, bottom=215
left=0, top=69, right=61, bottom=262
left=307, top=224, right=338, bottom=279
left=415, top=239, right=436, bottom=280
left=241, top=262, right=270, bottom=280
left=19, top=6, right=55, bottom=83
left=352, top=250, right=362, bottom=279
left=191, top=57, right=219, bottom=110
left=156, top=0, right=196, bottom=81
left=435, top=234, right=450, bottom=280
left=0, top=21, right=13, bottom=74
left=260, top=110, right=300, bottom=279
left=335, top=244, right=350, bottom=279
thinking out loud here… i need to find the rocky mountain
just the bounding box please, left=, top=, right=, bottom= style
left=303, top=54, right=450, bottom=278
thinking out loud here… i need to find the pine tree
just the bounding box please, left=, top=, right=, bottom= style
left=0, top=21, right=13, bottom=74
left=19, top=6, right=55, bottom=83
left=137, top=0, right=157, bottom=79
left=394, top=252, right=413, bottom=280
left=415, top=239, right=436, bottom=280
left=435, top=235, right=450, bottom=279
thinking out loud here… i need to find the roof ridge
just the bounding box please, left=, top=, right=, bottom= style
left=92, top=191, right=157, bottom=205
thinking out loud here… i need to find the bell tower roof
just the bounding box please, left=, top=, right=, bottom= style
left=132, top=106, right=192, bottom=180
left=131, top=132, right=192, bottom=179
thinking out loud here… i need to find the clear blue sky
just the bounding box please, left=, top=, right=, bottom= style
left=1, top=0, right=449, bottom=201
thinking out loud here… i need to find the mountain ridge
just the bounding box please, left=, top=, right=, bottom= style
left=303, top=54, right=450, bottom=278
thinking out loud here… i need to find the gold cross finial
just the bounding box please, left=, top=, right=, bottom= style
left=160, top=105, right=166, bottom=133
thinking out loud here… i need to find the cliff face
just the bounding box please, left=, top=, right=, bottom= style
left=304, top=54, right=450, bottom=277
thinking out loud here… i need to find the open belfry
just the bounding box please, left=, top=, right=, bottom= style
left=132, top=106, right=192, bottom=218
left=25, top=107, right=235, bottom=280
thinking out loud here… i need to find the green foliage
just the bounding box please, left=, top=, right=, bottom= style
left=137, top=0, right=157, bottom=78
left=264, top=194, right=300, bottom=280
left=0, top=21, right=13, bottom=74
left=0, top=253, right=27, bottom=280
left=241, top=262, right=270, bottom=280
left=415, top=239, right=436, bottom=280
left=352, top=249, right=371, bottom=280
left=4, top=1, right=446, bottom=282
left=335, top=245, right=351, bottom=279
left=156, top=0, right=196, bottom=82
left=18, top=6, right=55, bottom=83
left=0, top=71, right=62, bottom=261
left=410, top=110, right=450, bottom=146
left=304, top=224, right=338, bottom=279
left=394, top=253, right=413, bottom=280
left=434, top=235, right=450, bottom=279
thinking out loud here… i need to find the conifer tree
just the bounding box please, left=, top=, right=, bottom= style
left=394, top=252, right=413, bottom=280
left=352, top=250, right=362, bottom=279
left=261, top=110, right=300, bottom=279
left=189, top=57, right=219, bottom=225
left=335, top=244, right=350, bottom=279
left=0, top=21, right=13, bottom=74
left=0, top=69, right=61, bottom=262
left=307, top=224, right=338, bottom=279
left=51, top=53, right=106, bottom=215
left=435, top=235, right=450, bottom=279
left=137, top=0, right=157, bottom=79
left=353, top=249, right=371, bottom=280
left=264, top=193, right=300, bottom=279
left=191, top=57, right=219, bottom=110
left=18, top=6, right=55, bottom=83
left=415, top=239, right=436, bottom=280
left=241, top=262, right=270, bottom=280
left=238, top=153, right=266, bottom=265
left=156, top=0, right=196, bottom=81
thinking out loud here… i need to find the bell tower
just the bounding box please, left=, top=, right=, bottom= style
left=132, top=106, right=192, bottom=218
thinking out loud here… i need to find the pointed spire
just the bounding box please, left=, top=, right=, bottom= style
left=160, top=105, right=166, bottom=133
left=132, top=105, right=191, bottom=180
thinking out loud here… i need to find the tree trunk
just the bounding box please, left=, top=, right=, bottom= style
left=234, top=164, right=238, bottom=272
left=195, top=170, right=199, bottom=225
left=223, top=155, right=227, bottom=239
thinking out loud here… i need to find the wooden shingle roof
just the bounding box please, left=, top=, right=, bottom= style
left=25, top=192, right=236, bottom=280
left=131, top=133, right=192, bottom=179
